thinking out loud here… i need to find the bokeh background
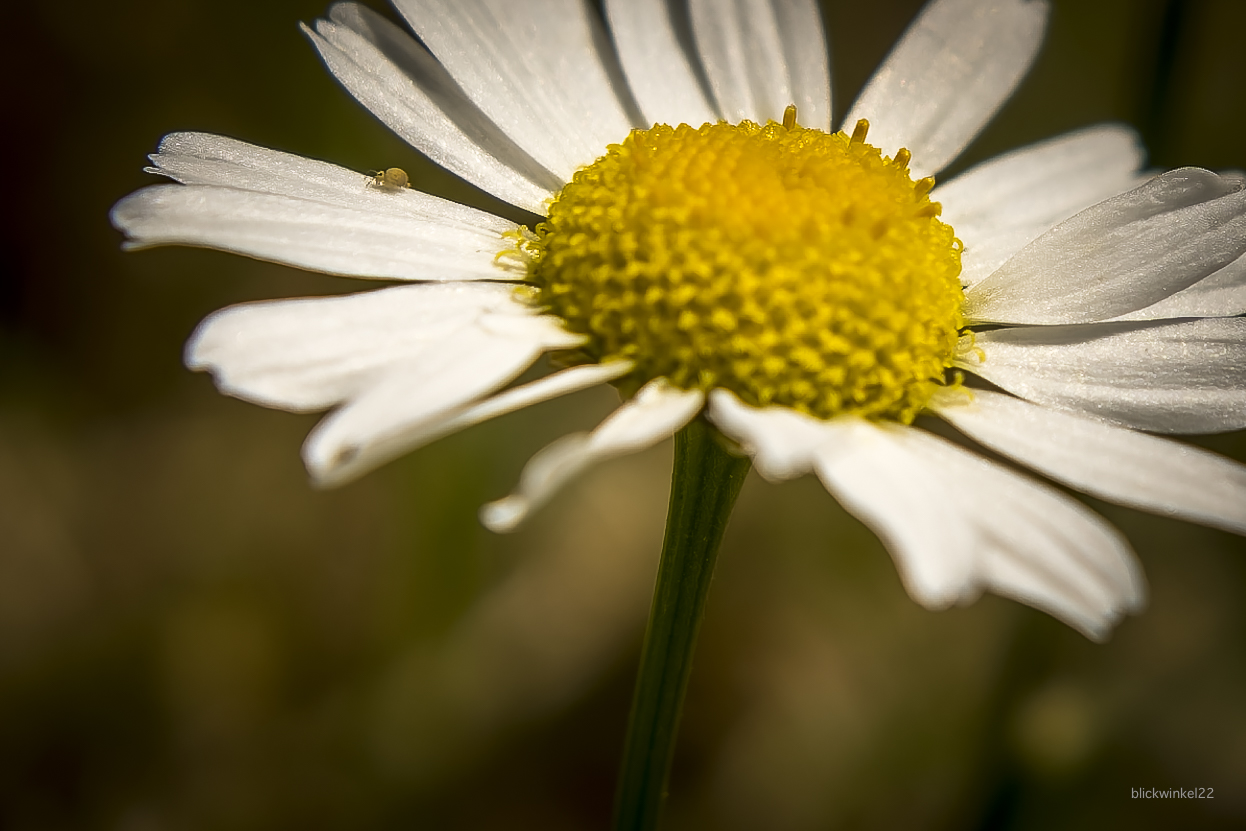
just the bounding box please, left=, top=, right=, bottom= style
left=3, top=0, right=1245, bottom=828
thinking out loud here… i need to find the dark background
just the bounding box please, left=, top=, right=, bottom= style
left=2, top=1, right=1244, bottom=828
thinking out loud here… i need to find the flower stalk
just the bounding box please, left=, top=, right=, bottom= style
left=613, top=417, right=752, bottom=831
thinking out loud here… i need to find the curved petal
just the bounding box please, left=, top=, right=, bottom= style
left=814, top=420, right=977, bottom=606
left=112, top=185, right=521, bottom=282
left=303, top=323, right=566, bottom=487
left=305, top=5, right=558, bottom=212
left=965, top=169, right=1246, bottom=324
left=844, top=0, right=1050, bottom=178
left=137, top=131, right=520, bottom=230
left=956, top=318, right=1246, bottom=434
left=411, top=360, right=633, bottom=446
left=937, top=126, right=1146, bottom=234
left=705, top=389, right=831, bottom=481
left=689, top=0, right=831, bottom=130
left=114, top=132, right=524, bottom=281
left=605, top=0, right=717, bottom=127
left=481, top=380, right=704, bottom=531
left=390, top=0, right=637, bottom=181
left=812, top=420, right=1144, bottom=640
left=935, top=125, right=1147, bottom=286
left=1111, top=250, right=1246, bottom=321
left=185, top=284, right=578, bottom=412
left=933, top=389, right=1246, bottom=536
left=313, top=360, right=632, bottom=490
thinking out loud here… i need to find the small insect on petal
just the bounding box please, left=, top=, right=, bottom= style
left=369, top=167, right=411, bottom=192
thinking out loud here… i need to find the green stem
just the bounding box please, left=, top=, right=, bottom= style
left=612, top=417, right=752, bottom=831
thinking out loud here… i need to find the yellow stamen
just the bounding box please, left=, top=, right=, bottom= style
left=850, top=118, right=870, bottom=145
left=782, top=104, right=798, bottom=130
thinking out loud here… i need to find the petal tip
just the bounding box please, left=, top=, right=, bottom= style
left=480, top=496, right=527, bottom=533
left=304, top=438, right=364, bottom=490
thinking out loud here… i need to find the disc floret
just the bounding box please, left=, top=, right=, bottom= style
left=514, top=110, right=965, bottom=423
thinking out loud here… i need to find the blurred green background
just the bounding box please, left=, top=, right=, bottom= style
left=2, top=0, right=1245, bottom=828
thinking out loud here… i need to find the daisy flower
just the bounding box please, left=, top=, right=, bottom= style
left=111, top=0, right=1246, bottom=649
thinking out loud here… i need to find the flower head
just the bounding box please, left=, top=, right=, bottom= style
left=111, top=0, right=1246, bottom=640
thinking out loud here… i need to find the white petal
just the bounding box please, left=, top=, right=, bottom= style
left=305, top=5, right=558, bottom=213
left=604, top=0, right=717, bottom=127
left=313, top=361, right=631, bottom=490
left=812, top=420, right=1144, bottom=640
left=813, top=420, right=977, bottom=605
left=689, top=0, right=831, bottom=130
left=186, top=283, right=576, bottom=412
left=956, top=226, right=1057, bottom=291
left=957, top=317, right=1246, bottom=434
left=937, top=126, right=1145, bottom=233
left=935, top=125, right=1147, bottom=286
left=113, top=132, right=526, bottom=281
left=689, top=0, right=785, bottom=125
left=1111, top=250, right=1246, bottom=321
left=965, top=169, right=1246, bottom=324
left=705, top=389, right=831, bottom=481
left=933, top=389, right=1246, bottom=535
left=303, top=328, right=555, bottom=487
left=775, top=0, right=833, bottom=132
left=390, top=0, right=637, bottom=181
left=844, top=0, right=1049, bottom=178
left=137, top=132, right=519, bottom=229
left=409, top=360, right=634, bottom=447
left=481, top=380, right=704, bottom=532
left=112, top=185, right=521, bottom=282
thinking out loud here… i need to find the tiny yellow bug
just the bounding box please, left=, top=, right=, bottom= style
left=368, top=167, right=411, bottom=192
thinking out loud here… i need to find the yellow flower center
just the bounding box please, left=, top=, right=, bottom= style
left=514, top=109, right=965, bottom=423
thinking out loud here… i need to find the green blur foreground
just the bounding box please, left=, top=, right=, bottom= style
left=2, top=0, right=1244, bottom=828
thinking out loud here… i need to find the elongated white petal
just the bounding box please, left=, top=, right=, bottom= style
left=957, top=318, right=1246, bottom=434
left=1111, top=251, right=1246, bottom=320
left=114, top=132, right=526, bottom=280
left=305, top=5, right=558, bottom=213
left=138, top=132, right=517, bottom=229
left=689, top=0, right=786, bottom=124
left=186, top=284, right=576, bottom=412
left=814, top=420, right=976, bottom=605
left=411, top=360, right=634, bottom=449
left=938, top=126, right=1145, bottom=232
left=933, top=389, right=1246, bottom=535
left=935, top=126, right=1147, bottom=286
left=812, top=420, right=1144, bottom=640
left=303, top=326, right=560, bottom=487
left=966, top=169, right=1246, bottom=324
left=845, top=0, right=1049, bottom=178
left=390, top=0, right=637, bottom=181
left=113, top=185, right=521, bottom=282
left=956, top=226, right=1056, bottom=291
left=689, top=0, right=831, bottom=130
left=315, top=361, right=631, bottom=489
left=774, top=0, right=833, bottom=132
left=605, top=0, right=717, bottom=127
left=481, top=381, right=704, bottom=532
left=706, top=389, right=831, bottom=480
